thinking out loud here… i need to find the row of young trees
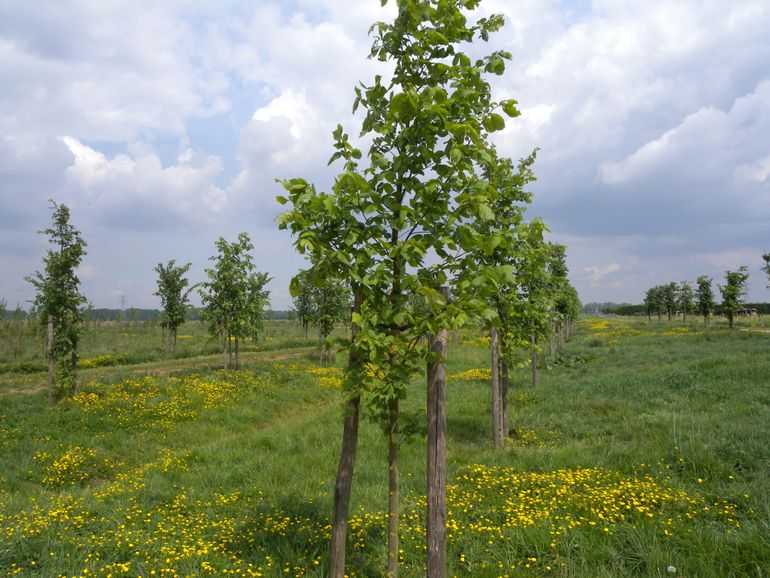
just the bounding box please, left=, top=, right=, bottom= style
left=26, top=201, right=274, bottom=400
left=292, top=271, right=351, bottom=362
left=277, top=1, right=578, bottom=576
left=643, top=268, right=752, bottom=328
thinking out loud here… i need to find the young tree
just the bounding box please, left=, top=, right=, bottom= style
left=651, top=285, right=665, bottom=319
left=719, top=267, right=749, bottom=329
left=26, top=201, right=87, bottom=401
left=463, top=152, right=534, bottom=447
left=309, top=277, right=351, bottom=363
left=546, top=242, right=569, bottom=356
left=292, top=269, right=315, bottom=339
left=762, top=252, right=770, bottom=289
left=154, top=260, right=195, bottom=353
left=695, top=275, right=714, bottom=325
left=520, top=228, right=553, bottom=390
left=200, top=233, right=271, bottom=369
left=678, top=281, right=694, bottom=325
left=662, top=282, right=677, bottom=321
left=278, top=1, right=517, bottom=574
left=643, top=287, right=656, bottom=321
left=558, top=282, right=581, bottom=340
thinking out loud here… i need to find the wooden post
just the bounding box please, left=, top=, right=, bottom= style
left=387, top=397, right=400, bottom=578
left=47, top=315, right=54, bottom=404
left=501, top=360, right=509, bottom=442
left=70, top=346, right=78, bottom=396
left=221, top=321, right=228, bottom=370
left=548, top=321, right=556, bottom=357
left=427, top=286, right=449, bottom=578
left=530, top=332, right=539, bottom=389
left=490, top=326, right=502, bottom=448
left=329, top=293, right=362, bottom=578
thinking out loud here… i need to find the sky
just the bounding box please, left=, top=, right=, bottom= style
left=1, top=0, right=769, bottom=311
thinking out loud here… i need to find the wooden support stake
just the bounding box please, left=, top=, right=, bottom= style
left=427, top=286, right=449, bottom=578
left=329, top=292, right=362, bottom=578
left=490, top=325, right=502, bottom=447
left=47, top=315, right=54, bottom=404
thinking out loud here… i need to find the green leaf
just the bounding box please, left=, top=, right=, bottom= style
left=502, top=99, right=520, bottom=117
left=478, top=204, right=495, bottom=221
left=275, top=195, right=288, bottom=205
left=289, top=276, right=301, bottom=298
left=390, top=92, right=416, bottom=120
left=482, top=113, right=505, bottom=132
left=481, top=307, right=497, bottom=321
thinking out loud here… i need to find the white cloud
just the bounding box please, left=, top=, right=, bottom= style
left=61, top=136, right=226, bottom=226
left=691, top=249, right=759, bottom=270
left=735, top=154, right=770, bottom=183
left=584, top=263, right=621, bottom=283
left=76, top=264, right=97, bottom=280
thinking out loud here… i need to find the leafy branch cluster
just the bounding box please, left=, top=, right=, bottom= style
left=292, top=270, right=351, bottom=362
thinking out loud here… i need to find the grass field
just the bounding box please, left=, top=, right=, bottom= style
left=0, top=316, right=768, bottom=577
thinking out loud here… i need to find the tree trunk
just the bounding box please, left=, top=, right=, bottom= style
left=221, top=322, right=228, bottom=370
left=501, top=361, right=509, bottom=442
left=530, top=332, right=539, bottom=389
left=683, top=309, right=687, bottom=325
left=47, top=315, right=54, bottom=404
left=173, top=329, right=177, bottom=353
left=490, top=326, right=502, bottom=448
left=235, top=337, right=240, bottom=370
left=329, top=293, right=362, bottom=578
left=387, top=397, right=399, bottom=578
left=426, top=303, right=448, bottom=578
left=70, top=347, right=78, bottom=396
left=548, top=333, right=556, bottom=357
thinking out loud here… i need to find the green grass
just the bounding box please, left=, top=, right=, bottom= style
left=0, top=316, right=768, bottom=577
left=0, top=318, right=325, bottom=373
